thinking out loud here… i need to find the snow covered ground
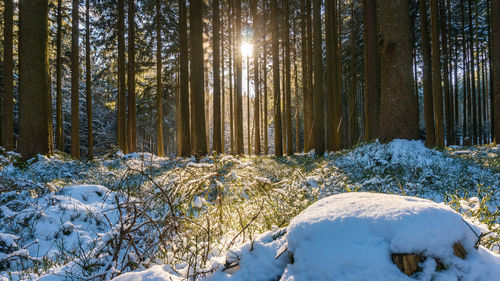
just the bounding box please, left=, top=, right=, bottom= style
left=0, top=140, right=497, bottom=280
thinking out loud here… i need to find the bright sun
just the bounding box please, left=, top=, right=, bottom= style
left=241, top=42, right=253, bottom=58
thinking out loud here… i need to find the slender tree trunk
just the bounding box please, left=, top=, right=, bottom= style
left=440, top=0, right=455, bottom=145
left=271, top=0, right=282, bottom=156
left=363, top=0, right=379, bottom=143
left=190, top=0, right=207, bottom=156
left=461, top=1, right=468, bottom=144
left=235, top=0, right=244, bottom=155
left=263, top=32, right=269, bottom=155
left=178, top=0, right=190, bottom=156
left=283, top=0, right=292, bottom=155
left=379, top=0, right=419, bottom=141
left=55, top=0, right=64, bottom=152
left=2, top=0, right=14, bottom=150
left=430, top=0, right=444, bottom=147
left=229, top=4, right=235, bottom=155
left=252, top=0, right=261, bottom=155
left=71, top=0, right=80, bottom=159
left=221, top=5, right=226, bottom=153
left=18, top=0, right=53, bottom=159
left=127, top=0, right=137, bottom=152
left=419, top=0, right=435, bottom=147
left=247, top=56, right=251, bottom=154
left=293, top=19, right=300, bottom=152
left=467, top=0, right=478, bottom=144
left=86, top=0, right=93, bottom=158
left=349, top=1, right=357, bottom=147
left=493, top=0, right=500, bottom=143
left=156, top=0, right=164, bottom=157
left=213, top=0, right=222, bottom=153
left=305, top=0, right=314, bottom=151
left=117, top=0, right=127, bottom=153
left=301, top=0, right=309, bottom=152
left=312, top=0, right=324, bottom=155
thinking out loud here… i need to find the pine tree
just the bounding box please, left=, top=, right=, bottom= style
left=190, top=0, right=207, bottom=156
left=56, top=0, right=64, bottom=152
left=378, top=0, right=419, bottom=141
left=2, top=0, right=14, bottom=150
left=127, top=0, right=137, bottom=152
left=252, top=0, right=261, bottom=155
left=493, top=0, right=500, bottom=143
left=271, top=0, right=283, bottom=156
left=71, top=0, right=81, bottom=159
left=117, top=0, right=127, bottom=153
left=235, top=0, right=244, bottom=155
left=363, top=0, right=379, bottom=142
left=156, top=0, right=164, bottom=157
left=431, top=0, right=444, bottom=147
left=312, top=0, right=324, bottom=155
left=178, top=0, right=190, bottom=156
left=86, top=0, right=93, bottom=158
left=18, top=0, right=53, bottom=158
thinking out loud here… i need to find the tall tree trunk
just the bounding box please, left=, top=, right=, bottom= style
left=118, top=0, right=127, bottom=153
left=271, top=0, right=283, bottom=156
left=440, top=0, right=455, bottom=145
left=86, top=0, right=93, bottom=158
left=156, top=0, right=164, bottom=157
left=305, top=0, right=314, bottom=151
left=363, top=0, right=379, bottom=143
left=419, top=0, right=435, bottom=147
left=263, top=31, right=269, bottom=155
left=349, top=1, right=357, bottom=147
left=190, top=0, right=207, bottom=156
left=213, top=0, right=222, bottom=153
left=127, top=0, right=137, bottom=152
left=235, top=0, right=244, bottom=155
left=312, top=0, right=324, bottom=155
left=467, top=0, right=478, bottom=144
left=293, top=18, right=300, bottom=152
left=2, top=0, right=14, bottom=150
left=229, top=4, right=235, bottom=154
left=252, top=0, right=261, bottom=155
left=284, top=0, right=292, bottom=155
left=493, top=0, right=500, bottom=143
left=56, top=0, right=64, bottom=151
left=71, top=0, right=80, bottom=159
left=461, top=1, right=468, bottom=144
left=221, top=5, right=226, bottom=153
left=18, top=0, right=53, bottom=159
left=301, top=0, right=309, bottom=152
left=430, top=0, right=444, bottom=147
left=379, top=0, right=419, bottom=141
left=178, top=0, right=190, bottom=156
left=247, top=56, right=251, bottom=154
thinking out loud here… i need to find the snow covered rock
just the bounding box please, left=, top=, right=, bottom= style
left=211, top=192, right=500, bottom=281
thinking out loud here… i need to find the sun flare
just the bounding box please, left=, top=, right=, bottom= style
left=241, top=42, right=253, bottom=58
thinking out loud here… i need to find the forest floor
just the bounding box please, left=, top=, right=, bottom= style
left=0, top=140, right=498, bottom=280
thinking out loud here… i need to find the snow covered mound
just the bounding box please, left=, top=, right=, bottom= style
left=209, top=192, right=500, bottom=281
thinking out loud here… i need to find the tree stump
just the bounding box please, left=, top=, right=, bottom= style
left=391, top=253, right=423, bottom=276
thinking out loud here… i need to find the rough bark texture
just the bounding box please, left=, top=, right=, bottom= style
left=178, top=0, right=190, bottom=156
left=71, top=0, right=80, bottom=159
left=283, top=0, right=292, bottom=155
left=128, top=0, right=137, bottom=152
left=2, top=0, right=14, bottom=150
left=493, top=0, right=500, bottom=143
left=18, top=0, right=53, bottom=159
left=363, top=0, right=379, bottom=142
left=190, top=0, right=207, bottom=156
left=213, top=0, right=222, bottom=154
left=305, top=0, right=314, bottom=151
left=156, top=0, right=164, bottom=157
left=86, top=0, right=93, bottom=158
left=271, top=0, right=283, bottom=156
left=378, top=0, right=419, bottom=142
left=312, top=0, right=324, bottom=155
left=468, top=0, right=478, bottom=144
left=430, top=0, right=444, bottom=147
left=419, top=0, right=435, bottom=147
left=117, top=0, right=127, bottom=153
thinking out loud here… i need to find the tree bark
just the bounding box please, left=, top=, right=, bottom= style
left=190, top=0, right=207, bottom=156
left=71, top=0, right=80, bottom=159
left=379, top=0, right=419, bottom=142
left=178, top=0, right=190, bottom=156
left=2, top=0, right=14, bottom=150
left=252, top=0, right=261, bottom=155
left=127, top=0, right=137, bottom=152
left=18, top=0, right=53, bottom=159
left=235, top=0, right=244, bottom=155
left=363, top=0, right=379, bottom=143
left=312, top=0, right=324, bottom=155
left=430, top=0, right=444, bottom=147
left=86, top=0, right=93, bottom=158
left=492, top=0, right=500, bottom=143
left=117, top=0, right=127, bottom=153
left=271, top=0, right=282, bottom=156
left=419, top=0, right=435, bottom=147
left=213, top=0, right=222, bottom=153
left=55, top=0, right=64, bottom=152
left=156, top=0, right=164, bottom=157
left=284, top=0, right=292, bottom=155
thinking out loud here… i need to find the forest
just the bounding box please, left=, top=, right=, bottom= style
left=0, top=0, right=499, bottom=280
